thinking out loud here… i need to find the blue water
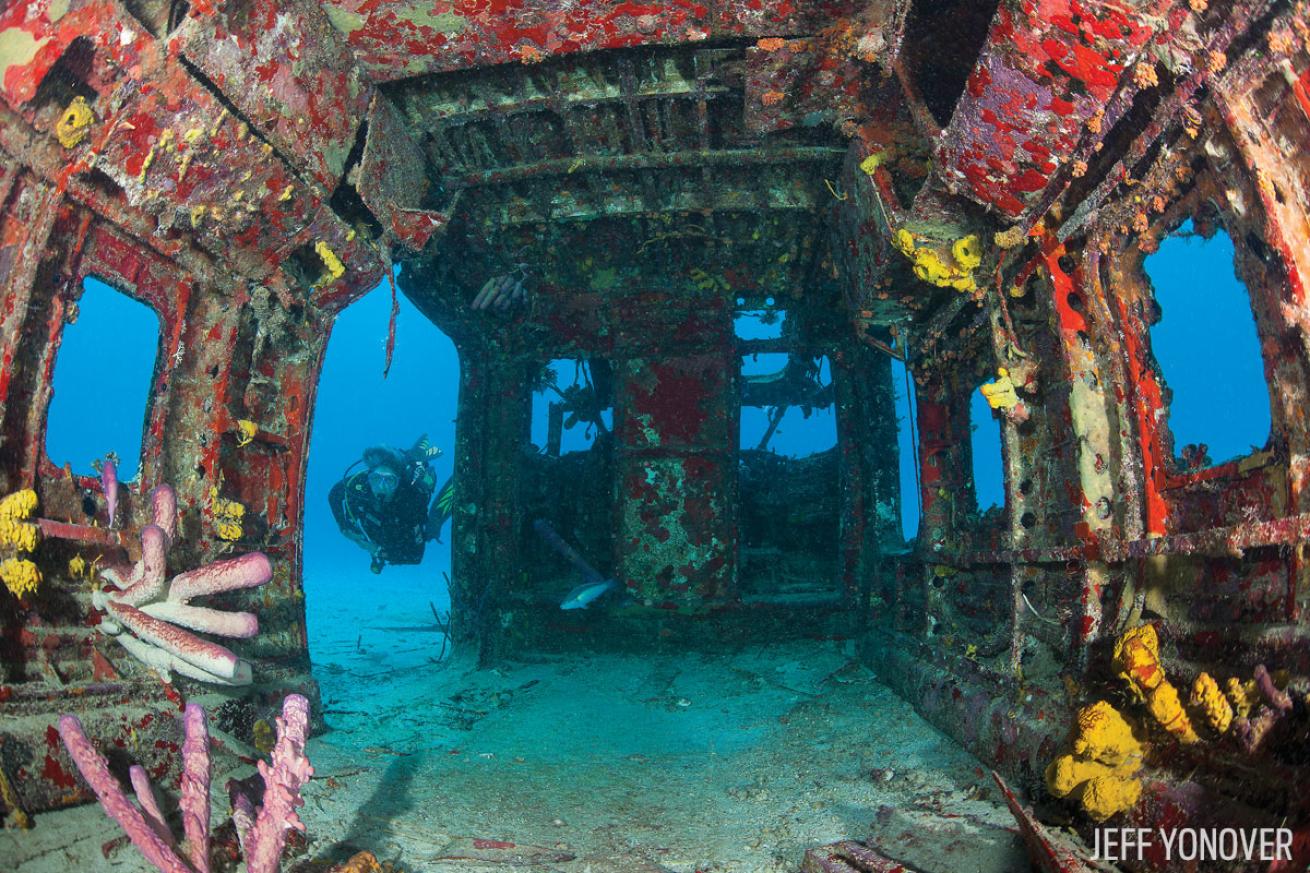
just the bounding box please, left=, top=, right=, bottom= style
left=529, top=358, right=614, bottom=454
left=49, top=247, right=1267, bottom=599
left=891, top=357, right=920, bottom=541
left=734, top=309, right=786, bottom=340
left=970, top=389, right=1005, bottom=510
left=46, top=277, right=159, bottom=481
left=736, top=313, right=837, bottom=457
left=303, top=273, right=458, bottom=651
left=1145, top=222, right=1271, bottom=464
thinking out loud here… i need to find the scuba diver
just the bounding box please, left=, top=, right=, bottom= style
left=329, top=435, right=455, bottom=573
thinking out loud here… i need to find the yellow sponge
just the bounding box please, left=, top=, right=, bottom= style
left=55, top=96, right=94, bottom=148
left=1225, top=677, right=1259, bottom=718
left=1, top=558, right=41, bottom=598
left=1082, top=774, right=1144, bottom=822
left=1114, top=624, right=1199, bottom=743
left=980, top=368, right=1020, bottom=411
left=0, top=518, right=38, bottom=552
left=0, top=490, right=37, bottom=522
left=1046, top=700, right=1144, bottom=822
left=1072, top=700, right=1142, bottom=767
left=1191, top=672, right=1233, bottom=734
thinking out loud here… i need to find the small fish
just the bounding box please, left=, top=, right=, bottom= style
left=560, top=578, right=616, bottom=610
left=100, top=458, right=118, bottom=528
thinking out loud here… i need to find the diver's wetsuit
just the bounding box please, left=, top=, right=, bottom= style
left=328, top=458, right=434, bottom=566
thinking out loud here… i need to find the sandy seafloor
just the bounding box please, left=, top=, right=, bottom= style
left=3, top=573, right=1033, bottom=873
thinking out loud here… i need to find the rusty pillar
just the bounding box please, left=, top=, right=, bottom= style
left=450, top=346, right=530, bottom=661
left=615, top=351, right=739, bottom=610
left=834, top=341, right=901, bottom=610
left=0, top=177, right=64, bottom=492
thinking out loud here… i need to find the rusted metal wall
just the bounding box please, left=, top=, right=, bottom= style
left=0, top=0, right=391, bottom=815
left=617, top=347, right=739, bottom=608
left=863, top=6, right=1310, bottom=859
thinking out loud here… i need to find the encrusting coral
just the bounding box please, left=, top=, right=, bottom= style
left=0, top=489, right=41, bottom=598
left=58, top=694, right=312, bottom=873
left=1113, top=623, right=1199, bottom=743
left=1046, top=700, right=1144, bottom=822
left=0, top=759, right=30, bottom=829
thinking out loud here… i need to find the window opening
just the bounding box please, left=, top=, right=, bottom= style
left=1144, top=220, right=1271, bottom=468
left=891, top=357, right=920, bottom=541
left=970, top=387, right=1005, bottom=511
left=740, top=355, right=836, bottom=457
left=531, top=359, right=613, bottom=456
left=46, top=277, right=160, bottom=482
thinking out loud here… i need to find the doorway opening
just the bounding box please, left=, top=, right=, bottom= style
left=737, top=327, right=840, bottom=600
left=302, top=270, right=459, bottom=711
left=523, top=358, right=616, bottom=600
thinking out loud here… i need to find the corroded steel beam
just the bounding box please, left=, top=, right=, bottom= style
left=320, top=0, right=871, bottom=82
left=34, top=518, right=132, bottom=549
left=931, top=0, right=1162, bottom=219
left=175, top=0, right=372, bottom=192
left=927, top=510, right=1310, bottom=568
left=992, top=771, right=1097, bottom=873
left=456, top=146, right=848, bottom=187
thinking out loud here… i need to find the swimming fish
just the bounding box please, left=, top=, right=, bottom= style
left=100, top=458, right=118, bottom=528
left=560, top=578, right=617, bottom=610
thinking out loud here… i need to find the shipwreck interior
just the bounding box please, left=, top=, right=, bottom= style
left=2, top=0, right=1310, bottom=871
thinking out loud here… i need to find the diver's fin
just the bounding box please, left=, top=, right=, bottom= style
left=426, top=478, right=455, bottom=540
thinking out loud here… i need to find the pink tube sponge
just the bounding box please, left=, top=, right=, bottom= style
left=101, top=458, right=119, bottom=529
left=150, top=484, right=178, bottom=543
left=105, top=601, right=242, bottom=682
left=168, top=552, right=273, bottom=603
left=57, top=714, right=194, bottom=873
left=141, top=602, right=259, bottom=638
left=106, top=525, right=169, bottom=605
left=91, top=478, right=272, bottom=687
left=241, top=694, right=314, bottom=873
left=180, top=704, right=211, bottom=873
left=59, top=695, right=314, bottom=873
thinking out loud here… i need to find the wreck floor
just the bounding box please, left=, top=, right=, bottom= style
left=5, top=599, right=1031, bottom=873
